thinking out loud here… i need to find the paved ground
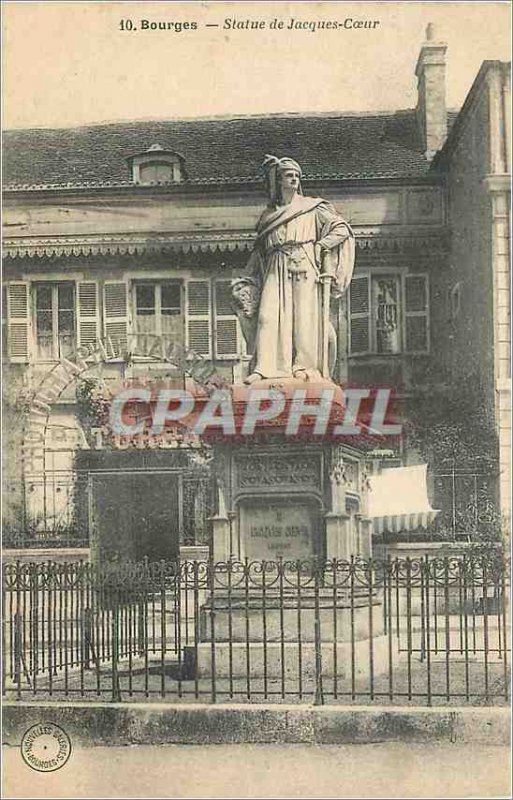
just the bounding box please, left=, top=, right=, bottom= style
left=3, top=741, right=511, bottom=798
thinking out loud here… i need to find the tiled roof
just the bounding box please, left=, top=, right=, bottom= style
left=3, top=110, right=456, bottom=189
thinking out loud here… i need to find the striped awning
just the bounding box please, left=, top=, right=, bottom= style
left=367, top=464, right=440, bottom=535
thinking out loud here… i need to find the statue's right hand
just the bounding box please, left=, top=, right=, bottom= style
left=231, top=277, right=257, bottom=291
left=231, top=279, right=260, bottom=318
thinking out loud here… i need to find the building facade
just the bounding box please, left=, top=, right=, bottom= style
left=2, top=28, right=510, bottom=557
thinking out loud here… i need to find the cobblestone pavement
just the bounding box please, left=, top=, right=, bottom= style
left=3, top=741, right=511, bottom=798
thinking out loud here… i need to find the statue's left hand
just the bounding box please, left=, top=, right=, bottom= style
left=314, top=243, right=323, bottom=268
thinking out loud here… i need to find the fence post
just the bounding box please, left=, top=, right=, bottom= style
left=1, top=566, right=6, bottom=697
left=500, top=557, right=509, bottom=701
left=14, top=612, right=22, bottom=700
left=84, top=608, right=92, bottom=670
left=138, top=592, right=147, bottom=657
left=313, top=559, right=324, bottom=706
left=451, top=462, right=457, bottom=541
left=419, top=566, right=426, bottom=663
left=111, top=600, right=121, bottom=702
left=209, top=558, right=217, bottom=704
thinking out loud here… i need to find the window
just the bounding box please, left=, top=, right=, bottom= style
left=7, top=280, right=101, bottom=363
left=139, top=162, right=174, bottom=183
left=373, top=277, right=400, bottom=354
left=186, top=280, right=211, bottom=358
left=403, top=274, right=429, bottom=353
left=127, top=144, right=186, bottom=185
left=7, top=283, right=30, bottom=362
left=186, top=278, right=241, bottom=360
left=103, top=282, right=129, bottom=357
left=34, top=283, right=76, bottom=360
left=134, top=282, right=183, bottom=349
left=214, top=280, right=239, bottom=358
left=349, top=273, right=429, bottom=355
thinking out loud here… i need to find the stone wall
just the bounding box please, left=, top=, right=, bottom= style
left=444, top=64, right=511, bottom=523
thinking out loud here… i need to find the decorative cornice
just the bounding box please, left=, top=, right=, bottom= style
left=2, top=172, right=442, bottom=194
left=355, top=227, right=449, bottom=253
left=483, top=174, right=511, bottom=194
left=3, top=228, right=449, bottom=260
left=2, top=178, right=257, bottom=192
left=2, top=233, right=256, bottom=259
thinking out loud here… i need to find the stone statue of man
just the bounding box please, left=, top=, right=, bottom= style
left=232, top=155, right=355, bottom=385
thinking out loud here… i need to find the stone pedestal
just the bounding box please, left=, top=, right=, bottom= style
left=196, top=588, right=388, bottom=679
left=203, top=380, right=373, bottom=563
left=211, top=515, right=232, bottom=563
left=196, top=638, right=390, bottom=680
left=200, top=589, right=383, bottom=642
left=198, top=379, right=382, bottom=681
left=325, top=512, right=351, bottom=560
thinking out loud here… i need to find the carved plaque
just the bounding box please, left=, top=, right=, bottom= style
left=406, top=188, right=443, bottom=224
left=236, top=453, right=321, bottom=490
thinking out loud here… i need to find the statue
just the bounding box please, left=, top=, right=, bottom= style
left=232, top=155, right=355, bottom=385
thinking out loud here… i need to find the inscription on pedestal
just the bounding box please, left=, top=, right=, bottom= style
left=240, top=499, right=316, bottom=561
left=236, top=453, right=321, bottom=490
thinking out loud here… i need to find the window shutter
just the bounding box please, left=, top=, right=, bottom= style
left=186, top=280, right=212, bottom=358
left=214, top=279, right=239, bottom=359
left=404, top=274, right=429, bottom=353
left=103, top=281, right=129, bottom=357
left=7, top=282, right=30, bottom=363
left=349, top=275, right=370, bottom=355
left=77, top=282, right=99, bottom=352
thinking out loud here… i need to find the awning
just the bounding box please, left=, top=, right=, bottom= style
left=367, top=464, right=440, bottom=534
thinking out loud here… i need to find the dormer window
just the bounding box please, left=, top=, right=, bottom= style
left=127, top=144, right=186, bottom=185
left=140, top=161, right=174, bottom=183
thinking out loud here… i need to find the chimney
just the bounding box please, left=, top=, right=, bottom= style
left=415, top=23, right=448, bottom=159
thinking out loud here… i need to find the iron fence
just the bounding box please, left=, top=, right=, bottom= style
left=3, top=468, right=500, bottom=550
left=3, top=469, right=213, bottom=549
left=3, top=474, right=89, bottom=550
left=431, top=469, right=500, bottom=542
left=2, top=554, right=509, bottom=705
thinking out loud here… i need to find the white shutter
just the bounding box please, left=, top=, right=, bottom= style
left=403, top=274, right=429, bottom=353
left=7, top=282, right=30, bottom=363
left=214, top=279, right=239, bottom=359
left=77, top=282, right=99, bottom=352
left=186, top=280, right=212, bottom=358
left=103, top=281, right=129, bottom=358
left=349, top=275, right=370, bottom=355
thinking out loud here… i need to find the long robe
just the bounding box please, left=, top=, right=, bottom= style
left=239, top=193, right=355, bottom=379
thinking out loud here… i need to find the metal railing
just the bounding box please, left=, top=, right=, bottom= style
left=3, top=470, right=213, bottom=550
left=3, top=474, right=89, bottom=550
left=2, top=554, right=509, bottom=705
left=432, top=469, right=499, bottom=541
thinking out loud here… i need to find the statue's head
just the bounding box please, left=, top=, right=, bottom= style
left=261, top=154, right=303, bottom=205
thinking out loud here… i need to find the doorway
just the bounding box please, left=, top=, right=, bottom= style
left=89, top=470, right=180, bottom=562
